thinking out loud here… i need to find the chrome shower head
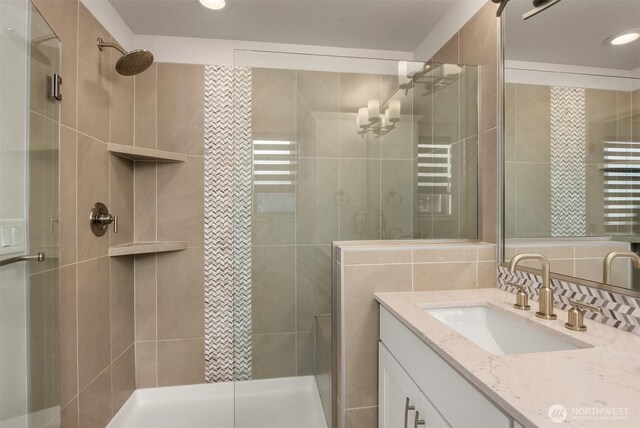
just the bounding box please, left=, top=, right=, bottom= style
left=97, top=37, right=154, bottom=76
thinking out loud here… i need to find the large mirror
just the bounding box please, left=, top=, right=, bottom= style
left=502, top=0, right=640, bottom=293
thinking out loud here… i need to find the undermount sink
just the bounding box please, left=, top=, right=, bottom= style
left=423, top=304, right=592, bottom=355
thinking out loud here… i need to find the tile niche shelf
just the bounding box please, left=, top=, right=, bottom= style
left=108, top=241, right=188, bottom=257
left=107, top=143, right=186, bottom=162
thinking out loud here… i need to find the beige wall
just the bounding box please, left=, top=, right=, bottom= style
left=334, top=241, right=497, bottom=427
left=32, top=1, right=136, bottom=427
left=131, top=62, right=206, bottom=388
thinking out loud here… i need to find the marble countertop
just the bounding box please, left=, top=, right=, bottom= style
left=375, top=288, right=640, bottom=427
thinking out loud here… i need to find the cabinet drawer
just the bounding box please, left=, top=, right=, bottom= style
left=380, top=307, right=511, bottom=428
left=379, top=343, right=450, bottom=428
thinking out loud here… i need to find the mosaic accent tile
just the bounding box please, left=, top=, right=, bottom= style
left=550, top=87, right=586, bottom=237
left=204, top=65, right=252, bottom=382
left=497, top=266, right=640, bottom=335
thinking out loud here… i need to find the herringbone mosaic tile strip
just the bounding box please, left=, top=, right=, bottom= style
left=232, top=67, right=252, bottom=381
left=550, top=86, right=586, bottom=237
left=204, top=65, right=252, bottom=382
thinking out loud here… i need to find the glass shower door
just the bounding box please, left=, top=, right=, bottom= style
left=0, top=3, right=60, bottom=427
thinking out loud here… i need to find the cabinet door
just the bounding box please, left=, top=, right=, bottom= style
left=379, top=343, right=450, bottom=428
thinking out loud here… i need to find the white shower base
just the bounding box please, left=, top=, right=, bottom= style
left=108, top=376, right=328, bottom=428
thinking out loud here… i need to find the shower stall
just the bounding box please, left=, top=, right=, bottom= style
left=0, top=6, right=478, bottom=424
left=225, top=51, right=479, bottom=426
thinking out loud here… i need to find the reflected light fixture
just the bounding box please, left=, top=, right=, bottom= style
left=607, top=30, right=640, bottom=46
left=198, top=0, right=226, bottom=10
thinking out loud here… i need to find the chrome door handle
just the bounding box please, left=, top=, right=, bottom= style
left=414, top=410, right=425, bottom=428
left=0, top=252, right=46, bottom=267
left=404, top=397, right=416, bottom=428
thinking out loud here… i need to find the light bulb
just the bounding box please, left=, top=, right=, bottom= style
left=198, top=0, right=226, bottom=10
left=607, top=30, right=640, bottom=46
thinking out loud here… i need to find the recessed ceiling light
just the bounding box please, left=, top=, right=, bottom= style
left=607, top=30, right=640, bottom=46
left=198, top=0, right=226, bottom=10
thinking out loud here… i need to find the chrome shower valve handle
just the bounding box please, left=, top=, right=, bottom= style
left=90, top=202, right=118, bottom=236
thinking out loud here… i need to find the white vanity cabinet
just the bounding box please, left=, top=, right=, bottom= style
left=379, top=307, right=515, bottom=428
left=379, top=344, right=450, bottom=428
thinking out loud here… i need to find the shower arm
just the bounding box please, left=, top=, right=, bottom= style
left=492, top=0, right=511, bottom=17
left=97, top=37, right=126, bottom=55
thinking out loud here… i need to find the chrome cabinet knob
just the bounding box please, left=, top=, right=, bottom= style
left=90, top=202, right=118, bottom=237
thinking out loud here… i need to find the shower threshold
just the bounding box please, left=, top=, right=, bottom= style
left=108, top=375, right=328, bottom=428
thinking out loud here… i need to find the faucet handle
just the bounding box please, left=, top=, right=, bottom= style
left=506, top=282, right=531, bottom=310
left=564, top=299, right=602, bottom=332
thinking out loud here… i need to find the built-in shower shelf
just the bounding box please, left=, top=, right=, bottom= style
left=108, top=143, right=186, bottom=162
left=598, top=162, right=640, bottom=172
left=108, top=241, right=188, bottom=257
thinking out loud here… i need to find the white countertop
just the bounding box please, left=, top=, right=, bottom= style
left=375, top=288, right=640, bottom=428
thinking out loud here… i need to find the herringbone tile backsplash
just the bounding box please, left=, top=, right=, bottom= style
left=498, top=266, right=640, bottom=335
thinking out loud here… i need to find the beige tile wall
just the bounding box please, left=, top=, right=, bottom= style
left=131, top=62, right=206, bottom=388
left=334, top=241, right=497, bottom=427
left=31, top=1, right=137, bottom=426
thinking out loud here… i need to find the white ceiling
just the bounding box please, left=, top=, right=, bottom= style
left=107, top=0, right=459, bottom=52
left=505, top=0, right=640, bottom=71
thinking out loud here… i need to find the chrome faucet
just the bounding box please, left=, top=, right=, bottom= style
left=508, top=253, right=557, bottom=320
left=603, top=251, right=640, bottom=284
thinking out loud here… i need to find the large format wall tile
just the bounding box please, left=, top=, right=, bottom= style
left=515, top=162, right=551, bottom=237
left=480, top=128, right=497, bottom=243
left=515, top=84, right=551, bottom=163
left=109, top=155, right=134, bottom=247
left=59, top=264, right=77, bottom=407
left=77, top=257, right=110, bottom=389
left=157, top=63, right=204, bottom=155
left=77, top=4, right=111, bottom=142
left=110, top=45, right=134, bottom=146
left=134, top=163, right=157, bottom=242
left=251, top=245, right=295, bottom=335
left=134, top=342, right=157, bottom=388
left=157, top=338, right=204, bottom=386
left=134, top=63, right=157, bottom=149
left=157, top=156, right=204, bottom=247
left=110, top=257, right=134, bottom=359
left=134, top=254, right=157, bottom=341
left=59, top=126, right=77, bottom=265
left=78, top=368, right=112, bottom=428
left=252, top=68, right=296, bottom=141
left=157, top=249, right=204, bottom=340
left=251, top=333, right=296, bottom=379
left=111, top=345, right=135, bottom=415
left=343, top=263, right=411, bottom=409
left=76, top=134, right=109, bottom=261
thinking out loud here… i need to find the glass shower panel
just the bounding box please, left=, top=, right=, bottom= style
left=412, top=64, right=478, bottom=239
left=233, top=51, right=478, bottom=428
left=0, top=3, right=60, bottom=427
